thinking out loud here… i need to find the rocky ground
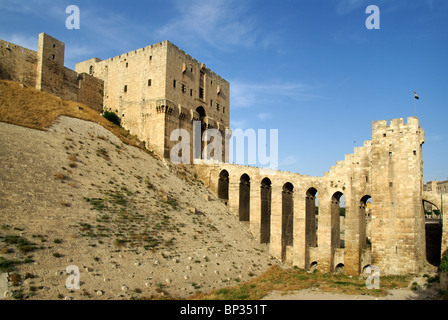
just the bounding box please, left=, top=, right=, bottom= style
left=0, top=116, right=278, bottom=300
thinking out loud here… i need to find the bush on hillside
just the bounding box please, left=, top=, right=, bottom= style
left=103, top=111, right=121, bottom=126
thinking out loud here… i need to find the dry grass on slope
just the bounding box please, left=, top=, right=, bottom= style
left=0, top=80, right=153, bottom=156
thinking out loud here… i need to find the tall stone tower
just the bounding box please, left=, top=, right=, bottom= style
left=36, top=33, right=66, bottom=97
left=75, top=41, right=230, bottom=161
left=370, top=117, right=426, bottom=274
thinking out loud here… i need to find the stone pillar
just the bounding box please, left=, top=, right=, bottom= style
left=228, top=172, right=239, bottom=217
left=293, top=189, right=307, bottom=269
left=344, top=197, right=362, bottom=276
left=317, top=192, right=332, bottom=273
left=441, top=196, right=448, bottom=258
left=269, top=183, right=283, bottom=261
left=249, top=177, right=262, bottom=241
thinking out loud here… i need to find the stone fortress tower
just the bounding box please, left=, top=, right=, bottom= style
left=75, top=41, right=230, bottom=160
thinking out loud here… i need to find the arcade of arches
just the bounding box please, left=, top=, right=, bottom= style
left=193, top=162, right=448, bottom=276
left=192, top=118, right=448, bottom=276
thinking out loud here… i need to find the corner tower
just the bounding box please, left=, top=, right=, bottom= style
left=36, top=33, right=65, bottom=96
left=370, top=117, right=426, bottom=274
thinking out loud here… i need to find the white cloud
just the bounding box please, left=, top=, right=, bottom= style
left=155, top=0, right=266, bottom=51
left=0, top=33, right=38, bottom=51
left=230, top=119, right=247, bottom=129
left=257, top=113, right=271, bottom=121
left=335, top=0, right=369, bottom=15
left=230, top=79, right=322, bottom=109
left=279, top=155, right=298, bottom=167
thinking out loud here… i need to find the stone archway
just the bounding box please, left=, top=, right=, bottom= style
left=282, top=182, right=294, bottom=261
left=239, top=174, right=250, bottom=222
left=306, top=188, right=318, bottom=248
left=218, top=170, right=229, bottom=203
left=260, top=178, right=272, bottom=244
left=423, top=199, right=442, bottom=267
left=331, top=191, right=344, bottom=250
left=196, top=106, right=206, bottom=159
left=360, top=195, right=372, bottom=249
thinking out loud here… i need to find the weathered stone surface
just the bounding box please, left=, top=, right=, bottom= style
left=193, top=117, right=444, bottom=276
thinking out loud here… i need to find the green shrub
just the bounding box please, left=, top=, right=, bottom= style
left=103, top=111, right=121, bottom=126
left=440, top=254, right=448, bottom=273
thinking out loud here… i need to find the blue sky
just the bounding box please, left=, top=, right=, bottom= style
left=1, top=0, right=447, bottom=182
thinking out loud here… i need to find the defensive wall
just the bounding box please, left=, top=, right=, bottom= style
left=194, top=117, right=447, bottom=275
left=0, top=33, right=103, bottom=112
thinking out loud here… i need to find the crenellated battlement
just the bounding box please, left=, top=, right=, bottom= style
left=372, top=117, right=421, bottom=139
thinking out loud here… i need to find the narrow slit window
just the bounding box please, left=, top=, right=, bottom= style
left=148, top=79, right=152, bottom=87
left=124, top=85, right=128, bottom=93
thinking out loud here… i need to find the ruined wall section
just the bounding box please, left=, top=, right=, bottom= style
left=0, top=34, right=103, bottom=113
left=77, top=73, right=104, bottom=113
left=36, top=33, right=104, bottom=113
left=322, top=139, right=374, bottom=275
left=36, top=33, right=65, bottom=97
left=0, top=40, right=38, bottom=88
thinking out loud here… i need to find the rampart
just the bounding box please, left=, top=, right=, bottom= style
left=0, top=34, right=103, bottom=112
left=193, top=117, right=445, bottom=276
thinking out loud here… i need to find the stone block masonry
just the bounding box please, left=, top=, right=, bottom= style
left=75, top=40, right=230, bottom=160
left=194, top=117, right=446, bottom=276
left=0, top=33, right=103, bottom=113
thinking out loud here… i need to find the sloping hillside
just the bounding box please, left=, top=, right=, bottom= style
left=0, top=81, right=276, bottom=300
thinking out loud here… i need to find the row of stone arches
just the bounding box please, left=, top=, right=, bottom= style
left=216, top=167, right=446, bottom=273
left=216, top=169, right=374, bottom=272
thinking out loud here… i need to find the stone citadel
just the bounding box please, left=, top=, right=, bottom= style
left=0, top=33, right=446, bottom=275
